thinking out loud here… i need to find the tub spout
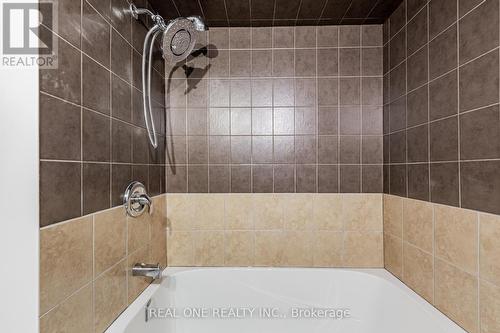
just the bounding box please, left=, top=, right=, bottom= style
left=132, top=263, right=162, bottom=280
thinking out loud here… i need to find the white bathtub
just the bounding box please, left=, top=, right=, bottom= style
left=107, top=267, right=466, bottom=333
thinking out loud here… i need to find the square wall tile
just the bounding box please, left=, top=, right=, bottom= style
left=40, top=162, right=82, bottom=226
left=480, top=213, right=500, bottom=286
left=40, top=216, right=93, bottom=313
left=459, top=50, right=499, bottom=113
left=461, top=161, right=500, bottom=215
left=94, top=260, right=127, bottom=332
left=402, top=243, right=434, bottom=303
left=39, top=94, right=81, bottom=161
left=434, top=259, right=478, bottom=333
left=430, top=162, right=459, bottom=207
left=429, top=25, right=457, bottom=80
left=83, top=163, right=110, bottom=215
left=458, top=0, right=499, bottom=65
left=40, top=284, right=92, bottom=333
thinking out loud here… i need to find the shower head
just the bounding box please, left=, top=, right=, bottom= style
left=130, top=3, right=209, bottom=148
left=161, top=16, right=208, bottom=63
left=162, top=18, right=197, bottom=63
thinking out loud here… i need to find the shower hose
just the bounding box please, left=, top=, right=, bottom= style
left=142, top=24, right=162, bottom=149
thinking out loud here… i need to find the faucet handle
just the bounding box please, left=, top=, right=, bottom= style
left=123, top=182, right=153, bottom=217
left=136, top=193, right=153, bottom=215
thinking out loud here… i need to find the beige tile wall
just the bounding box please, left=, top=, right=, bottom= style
left=383, top=194, right=500, bottom=333
left=40, top=191, right=500, bottom=333
left=39, top=195, right=167, bottom=333
left=166, top=193, right=383, bottom=267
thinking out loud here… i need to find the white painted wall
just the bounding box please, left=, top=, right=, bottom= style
left=0, top=0, right=39, bottom=331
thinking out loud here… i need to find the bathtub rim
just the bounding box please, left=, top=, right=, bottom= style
left=106, top=267, right=466, bottom=333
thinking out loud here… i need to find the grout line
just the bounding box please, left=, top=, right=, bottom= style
left=477, top=212, right=481, bottom=332
left=315, top=27, right=319, bottom=192
left=386, top=16, right=391, bottom=194
left=39, top=279, right=94, bottom=318
left=386, top=158, right=500, bottom=164
left=432, top=196, right=435, bottom=303
left=109, top=11, right=114, bottom=211
left=294, top=0, right=303, bottom=25
left=456, top=0, right=461, bottom=209
left=459, top=0, right=488, bottom=21
left=208, top=45, right=381, bottom=51
left=337, top=27, right=341, bottom=192
left=39, top=194, right=165, bottom=231
left=80, top=7, right=84, bottom=219
left=359, top=26, right=363, bottom=192
left=81, top=1, right=94, bottom=327
left=178, top=74, right=384, bottom=80
left=427, top=2, right=431, bottom=203
left=339, top=0, right=354, bottom=25
left=250, top=29, right=256, bottom=192
left=40, top=90, right=163, bottom=131
left=184, top=55, right=189, bottom=192
left=43, top=161, right=386, bottom=166
left=404, top=8, right=408, bottom=199
left=91, top=214, right=95, bottom=281
left=385, top=102, right=500, bottom=136
left=206, top=37, right=212, bottom=193
left=292, top=27, right=297, bottom=193
left=400, top=195, right=404, bottom=279
left=228, top=29, right=234, bottom=192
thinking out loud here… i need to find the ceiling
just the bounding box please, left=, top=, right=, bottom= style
left=149, top=0, right=404, bottom=27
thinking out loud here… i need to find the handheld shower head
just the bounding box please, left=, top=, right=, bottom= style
left=187, top=16, right=208, bottom=31
left=162, top=18, right=197, bottom=63
left=161, top=16, right=208, bottom=63
left=130, top=3, right=209, bottom=148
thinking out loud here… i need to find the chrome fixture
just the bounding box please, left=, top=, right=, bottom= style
left=132, top=263, right=162, bottom=280
left=187, top=16, right=208, bottom=32
left=123, top=181, right=153, bottom=217
left=129, top=3, right=208, bottom=149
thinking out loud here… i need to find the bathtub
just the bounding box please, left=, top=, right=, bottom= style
left=107, top=267, right=466, bottom=333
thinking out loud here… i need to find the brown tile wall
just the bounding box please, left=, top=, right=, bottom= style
left=165, top=25, right=384, bottom=194
left=166, top=193, right=383, bottom=267
left=384, top=194, right=500, bottom=333
left=383, top=0, right=500, bottom=215
left=39, top=0, right=167, bottom=227
left=39, top=195, right=167, bottom=333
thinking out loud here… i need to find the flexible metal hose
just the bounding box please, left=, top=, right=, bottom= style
left=142, top=25, right=160, bottom=149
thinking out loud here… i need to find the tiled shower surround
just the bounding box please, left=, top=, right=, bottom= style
left=383, top=0, right=500, bottom=215
left=37, top=1, right=500, bottom=332
left=38, top=0, right=168, bottom=331
left=39, top=0, right=167, bottom=227
left=164, top=25, right=384, bottom=193
left=384, top=195, right=500, bottom=333
left=40, top=195, right=166, bottom=332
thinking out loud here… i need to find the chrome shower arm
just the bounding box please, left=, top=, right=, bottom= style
left=130, top=4, right=155, bottom=20
left=130, top=3, right=168, bottom=29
